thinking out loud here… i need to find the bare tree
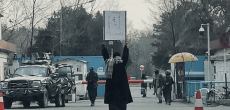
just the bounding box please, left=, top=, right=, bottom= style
left=126, top=25, right=141, bottom=78
left=1, top=0, right=58, bottom=56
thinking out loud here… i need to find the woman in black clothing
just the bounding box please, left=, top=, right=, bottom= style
left=102, top=42, right=133, bottom=110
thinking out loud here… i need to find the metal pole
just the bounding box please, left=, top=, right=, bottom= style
left=60, top=1, right=63, bottom=56
left=207, top=23, right=210, bottom=81
left=81, top=79, right=155, bottom=84
left=224, top=48, right=227, bottom=98
left=141, top=70, right=142, bottom=79
left=225, top=73, right=228, bottom=99
left=224, top=48, right=226, bottom=77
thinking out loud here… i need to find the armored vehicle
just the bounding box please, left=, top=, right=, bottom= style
left=0, top=60, right=67, bottom=108
left=52, top=64, right=75, bottom=103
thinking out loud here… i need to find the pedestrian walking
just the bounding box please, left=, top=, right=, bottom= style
left=86, top=66, right=99, bottom=106
left=162, top=70, right=174, bottom=105
left=153, top=69, right=164, bottom=103
left=149, top=82, right=153, bottom=90
left=152, top=76, right=156, bottom=95
left=141, top=74, right=147, bottom=97
left=102, top=42, right=133, bottom=110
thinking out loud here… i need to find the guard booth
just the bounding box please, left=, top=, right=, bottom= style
left=169, top=52, right=198, bottom=100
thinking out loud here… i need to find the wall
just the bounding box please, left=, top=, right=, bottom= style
left=0, top=16, right=2, bottom=39
left=211, top=48, right=230, bottom=83
left=0, top=52, right=8, bottom=81
left=182, top=56, right=206, bottom=99
left=184, top=55, right=206, bottom=80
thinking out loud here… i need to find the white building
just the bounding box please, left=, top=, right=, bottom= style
left=210, top=38, right=230, bottom=90
left=0, top=14, right=16, bottom=81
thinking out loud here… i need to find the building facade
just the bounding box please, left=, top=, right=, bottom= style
left=0, top=14, right=17, bottom=81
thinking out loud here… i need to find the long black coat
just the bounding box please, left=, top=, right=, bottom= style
left=141, top=74, right=147, bottom=88
left=102, top=45, right=133, bottom=105
left=86, top=71, right=99, bottom=89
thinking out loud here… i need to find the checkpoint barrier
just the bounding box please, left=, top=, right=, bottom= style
left=0, top=93, right=4, bottom=110
left=80, top=79, right=153, bottom=84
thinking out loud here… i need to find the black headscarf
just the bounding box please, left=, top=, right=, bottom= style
left=113, top=52, right=120, bottom=58
left=155, top=69, right=159, bottom=74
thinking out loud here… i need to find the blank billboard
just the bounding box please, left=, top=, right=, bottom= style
left=103, top=11, right=126, bottom=40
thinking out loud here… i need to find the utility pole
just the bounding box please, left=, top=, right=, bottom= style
left=60, top=0, right=63, bottom=56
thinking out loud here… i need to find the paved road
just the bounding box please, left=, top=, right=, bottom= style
left=6, top=86, right=230, bottom=110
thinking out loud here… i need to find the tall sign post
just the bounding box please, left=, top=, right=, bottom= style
left=218, top=31, right=229, bottom=98
left=103, top=11, right=126, bottom=55
left=103, top=11, right=126, bottom=41
left=140, top=65, right=144, bottom=78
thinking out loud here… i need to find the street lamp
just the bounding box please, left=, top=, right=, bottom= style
left=199, top=23, right=210, bottom=81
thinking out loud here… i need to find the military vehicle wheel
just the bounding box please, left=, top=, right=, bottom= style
left=55, top=94, right=65, bottom=107
left=38, top=88, right=49, bottom=108
left=3, top=97, right=12, bottom=109
left=55, top=94, right=62, bottom=107
left=23, top=101, right=30, bottom=108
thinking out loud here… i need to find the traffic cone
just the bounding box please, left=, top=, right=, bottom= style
left=194, top=90, right=203, bottom=110
left=0, top=93, right=4, bottom=110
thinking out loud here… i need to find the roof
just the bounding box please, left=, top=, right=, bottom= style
left=52, top=56, right=105, bottom=72
left=20, top=65, right=48, bottom=68
left=17, top=56, right=106, bottom=72
left=52, top=58, right=88, bottom=64
left=0, top=40, right=16, bottom=53
left=210, top=39, right=221, bottom=50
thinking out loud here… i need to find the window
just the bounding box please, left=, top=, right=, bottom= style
left=75, top=74, right=83, bottom=80
left=13, top=67, right=47, bottom=77
left=76, top=65, right=82, bottom=72
left=56, top=67, right=72, bottom=77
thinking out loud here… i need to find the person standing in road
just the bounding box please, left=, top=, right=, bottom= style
left=152, top=75, right=156, bottom=95
left=102, top=42, right=133, bottom=110
left=102, top=43, right=110, bottom=61
left=153, top=69, right=164, bottom=103
left=86, top=66, right=99, bottom=106
left=162, top=70, right=174, bottom=105
left=149, top=82, right=153, bottom=90
left=141, top=74, right=147, bottom=97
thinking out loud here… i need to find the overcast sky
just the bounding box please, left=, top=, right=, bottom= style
left=1, top=0, right=157, bottom=31
left=118, top=0, right=152, bottom=30
left=97, top=0, right=155, bottom=30
left=41, top=0, right=154, bottom=30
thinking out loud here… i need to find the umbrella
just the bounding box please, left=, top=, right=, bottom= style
left=168, top=52, right=198, bottom=63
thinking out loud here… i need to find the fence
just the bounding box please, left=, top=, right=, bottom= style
left=186, top=81, right=230, bottom=102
